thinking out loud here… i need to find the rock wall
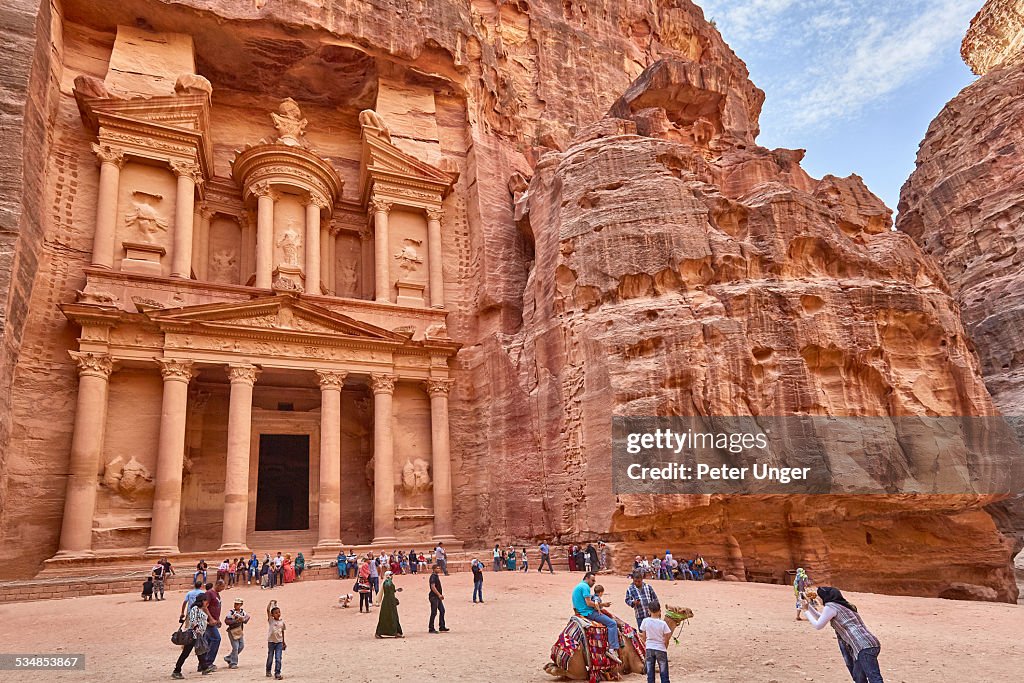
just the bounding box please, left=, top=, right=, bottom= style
left=0, top=0, right=1019, bottom=600
left=898, top=0, right=1024, bottom=565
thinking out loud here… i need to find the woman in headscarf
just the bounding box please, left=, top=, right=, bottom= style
left=374, top=570, right=404, bottom=638
left=356, top=560, right=373, bottom=613
left=295, top=552, right=305, bottom=578
left=800, top=587, right=884, bottom=683
left=282, top=554, right=296, bottom=583
left=506, top=545, right=516, bottom=571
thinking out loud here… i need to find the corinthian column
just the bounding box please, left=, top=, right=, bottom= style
left=370, top=373, right=398, bottom=544
left=315, top=370, right=346, bottom=553
left=371, top=198, right=392, bottom=303
left=147, top=359, right=194, bottom=556
left=426, top=378, right=457, bottom=541
left=219, top=364, right=259, bottom=552
left=90, top=144, right=125, bottom=269
left=170, top=160, right=202, bottom=278
left=54, top=352, right=114, bottom=558
left=305, top=194, right=325, bottom=294
left=254, top=182, right=276, bottom=289
left=426, top=208, right=445, bottom=308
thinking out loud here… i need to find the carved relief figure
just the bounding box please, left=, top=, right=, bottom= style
left=271, top=98, right=307, bottom=146
left=401, top=458, right=432, bottom=495
left=210, top=249, right=238, bottom=280
left=124, top=192, right=168, bottom=243
left=358, top=109, right=391, bottom=141
left=394, top=238, right=423, bottom=275
left=101, top=456, right=154, bottom=498
left=339, top=261, right=359, bottom=296
left=277, top=226, right=302, bottom=266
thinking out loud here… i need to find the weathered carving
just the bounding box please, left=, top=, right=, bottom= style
left=401, top=457, right=432, bottom=495
left=251, top=180, right=276, bottom=200
left=124, top=192, right=169, bottom=243
left=358, top=109, right=391, bottom=141
left=339, top=261, right=359, bottom=296
left=92, top=143, right=126, bottom=168
left=370, top=197, right=392, bottom=214
left=272, top=272, right=303, bottom=292
left=75, top=287, right=119, bottom=307
left=131, top=296, right=164, bottom=312
left=277, top=226, right=302, bottom=266
left=74, top=74, right=114, bottom=100
left=425, top=208, right=445, bottom=223
left=370, top=373, right=397, bottom=394
left=101, top=456, right=154, bottom=498
left=271, top=98, right=308, bottom=147
left=210, top=249, right=238, bottom=280
left=425, top=378, right=455, bottom=396
left=316, top=369, right=347, bottom=389
left=168, top=159, right=203, bottom=183
left=69, top=351, right=114, bottom=378
left=156, top=358, right=195, bottom=382
left=424, top=321, right=449, bottom=339
left=174, top=73, right=213, bottom=97
left=227, top=363, right=260, bottom=385
left=394, top=238, right=423, bottom=274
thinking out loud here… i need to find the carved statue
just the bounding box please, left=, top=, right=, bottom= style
left=76, top=287, right=118, bottom=306
left=394, top=238, right=423, bottom=274
left=401, top=458, right=432, bottom=495
left=340, top=261, right=359, bottom=296
left=124, top=195, right=169, bottom=243
left=270, top=98, right=307, bottom=147
left=277, top=227, right=302, bottom=266
left=101, top=456, right=154, bottom=497
left=358, top=109, right=391, bottom=142
left=210, top=249, right=238, bottom=280
left=424, top=320, right=449, bottom=339
left=174, top=73, right=213, bottom=98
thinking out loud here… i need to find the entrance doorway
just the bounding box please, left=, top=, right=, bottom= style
left=255, top=434, right=310, bottom=531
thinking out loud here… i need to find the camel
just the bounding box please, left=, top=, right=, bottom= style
left=543, top=605, right=694, bottom=680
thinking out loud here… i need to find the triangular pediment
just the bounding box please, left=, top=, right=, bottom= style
left=78, top=93, right=211, bottom=135
left=359, top=129, right=455, bottom=200
left=146, top=294, right=408, bottom=342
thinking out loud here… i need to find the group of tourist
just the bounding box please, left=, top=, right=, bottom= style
left=491, top=544, right=529, bottom=571
left=567, top=542, right=608, bottom=572
left=632, top=551, right=718, bottom=581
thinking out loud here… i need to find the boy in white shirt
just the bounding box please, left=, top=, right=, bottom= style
left=639, top=601, right=671, bottom=683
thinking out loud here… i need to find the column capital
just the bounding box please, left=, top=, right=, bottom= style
left=425, top=207, right=445, bottom=223
left=198, top=203, right=214, bottom=220
left=227, top=363, right=260, bottom=385
left=69, top=351, right=114, bottom=379
left=316, top=369, right=348, bottom=390
left=424, top=378, right=455, bottom=397
left=305, top=191, right=330, bottom=210
left=370, top=197, right=392, bottom=214
left=370, top=373, right=397, bottom=395
left=156, top=358, right=195, bottom=383
left=168, top=159, right=203, bottom=183
left=91, top=143, right=126, bottom=168
left=251, top=180, right=278, bottom=201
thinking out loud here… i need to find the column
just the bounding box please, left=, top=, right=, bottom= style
left=254, top=182, right=276, bottom=289
left=328, top=227, right=337, bottom=295
left=240, top=213, right=255, bottom=285
left=219, top=364, right=259, bottom=552
left=197, top=206, right=212, bottom=280
left=305, top=194, right=323, bottom=295
left=315, top=370, right=346, bottom=553
left=319, top=223, right=331, bottom=295
left=426, top=379, right=457, bottom=541
left=147, top=359, right=194, bottom=555
left=371, top=198, right=392, bottom=302
left=426, top=208, right=445, bottom=308
left=370, top=373, right=398, bottom=544
left=169, top=160, right=201, bottom=278
left=53, top=352, right=114, bottom=558
left=90, top=144, right=125, bottom=269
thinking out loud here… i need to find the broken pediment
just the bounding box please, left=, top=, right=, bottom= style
left=358, top=111, right=456, bottom=203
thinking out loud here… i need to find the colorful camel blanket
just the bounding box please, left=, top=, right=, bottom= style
left=551, top=617, right=643, bottom=683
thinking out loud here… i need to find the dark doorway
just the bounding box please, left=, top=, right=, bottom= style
left=255, top=434, right=310, bottom=531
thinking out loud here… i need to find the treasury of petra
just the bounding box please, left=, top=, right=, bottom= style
left=0, top=0, right=1022, bottom=606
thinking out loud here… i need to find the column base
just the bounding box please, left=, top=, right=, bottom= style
left=370, top=536, right=399, bottom=546
left=50, top=549, right=96, bottom=561
left=217, top=543, right=251, bottom=553
left=144, top=545, right=180, bottom=557
left=431, top=535, right=461, bottom=544
left=313, top=541, right=344, bottom=556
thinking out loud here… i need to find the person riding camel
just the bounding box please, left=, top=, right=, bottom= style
left=571, top=572, right=622, bottom=664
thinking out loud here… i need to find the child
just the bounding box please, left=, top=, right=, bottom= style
left=793, top=568, right=811, bottom=621
left=266, top=599, right=286, bottom=680
left=261, top=559, right=271, bottom=589
left=337, top=593, right=354, bottom=608
left=224, top=597, right=249, bottom=669
left=141, top=576, right=154, bottom=601
left=592, top=585, right=615, bottom=618
left=640, top=601, right=672, bottom=683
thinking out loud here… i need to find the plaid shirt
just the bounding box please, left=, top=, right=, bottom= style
left=828, top=604, right=880, bottom=658
left=625, top=582, right=659, bottom=622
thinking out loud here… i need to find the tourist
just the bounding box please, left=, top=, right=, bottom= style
left=677, top=560, right=693, bottom=581
left=428, top=564, right=449, bottom=633
left=282, top=554, right=295, bottom=583
left=539, top=540, right=554, bottom=573
left=142, top=576, right=154, bottom=601
left=794, top=568, right=811, bottom=621
left=295, top=552, right=305, bottom=579
left=506, top=544, right=516, bottom=571
left=337, top=550, right=347, bottom=579
left=172, top=592, right=209, bottom=679
left=356, top=560, right=372, bottom=613
left=375, top=570, right=404, bottom=638
left=639, top=601, right=672, bottom=683
left=801, top=587, right=884, bottom=683
left=418, top=551, right=426, bottom=570
left=224, top=597, right=249, bottom=669
left=368, top=552, right=380, bottom=603
left=521, top=547, right=529, bottom=572
left=568, top=546, right=577, bottom=572
left=409, top=547, right=419, bottom=574
left=390, top=552, right=400, bottom=576
left=152, top=561, right=168, bottom=601
left=471, top=558, right=484, bottom=603
left=347, top=549, right=358, bottom=577
left=248, top=554, right=259, bottom=585
left=599, top=541, right=608, bottom=571
left=217, top=558, right=229, bottom=583
left=662, top=550, right=674, bottom=580
left=493, top=544, right=502, bottom=572
left=266, top=599, right=286, bottom=680
left=651, top=557, right=662, bottom=580
left=585, top=543, right=597, bottom=573
left=576, top=546, right=587, bottom=573
left=625, top=570, right=660, bottom=630
left=228, top=558, right=237, bottom=586
left=274, top=552, right=284, bottom=587
left=199, top=578, right=225, bottom=673
left=433, top=542, right=448, bottom=576
left=260, top=557, right=272, bottom=589
left=571, top=572, right=621, bottom=664
left=181, top=580, right=205, bottom=618
left=195, top=559, right=208, bottom=584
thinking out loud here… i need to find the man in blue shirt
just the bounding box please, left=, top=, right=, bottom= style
left=538, top=540, right=554, bottom=573
left=571, top=572, right=621, bottom=663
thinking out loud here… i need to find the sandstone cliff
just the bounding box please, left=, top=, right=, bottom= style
left=898, top=0, right=1024, bottom=573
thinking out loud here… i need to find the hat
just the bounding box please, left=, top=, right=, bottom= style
left=233, top=597, right=244, bottom=604
left=384, top=570, right=394, bottom=579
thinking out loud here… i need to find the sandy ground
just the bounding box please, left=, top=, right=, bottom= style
left=0, top=570, right=1020, bottom=682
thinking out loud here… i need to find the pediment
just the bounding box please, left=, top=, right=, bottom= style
left=78, top=93, right=211, bottom=135
left=359, top=129, right=454, bottom=199
left=146, top=294, right=407, bottom=342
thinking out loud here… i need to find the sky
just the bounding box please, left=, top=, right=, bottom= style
left=695, top=0, right=985, bottom=214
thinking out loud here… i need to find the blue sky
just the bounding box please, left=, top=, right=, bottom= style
left=696, top=0, right=984, bottom=213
